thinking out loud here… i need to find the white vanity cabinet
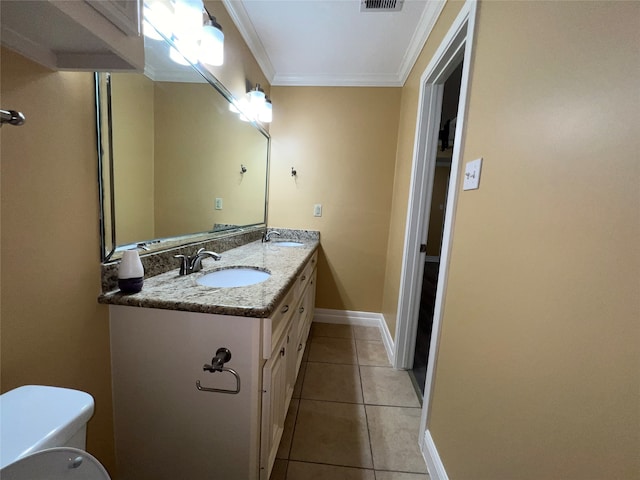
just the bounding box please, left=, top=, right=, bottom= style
left=260, top=252, right=317, bottom=479
left=109, top=250, right=317, bottom=480
left=1, top=0, right=144, bottom=71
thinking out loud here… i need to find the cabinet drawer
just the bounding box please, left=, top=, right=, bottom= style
left=295, top=251, right=318, bottom=298
left=263, top=286, right=295, bottom=359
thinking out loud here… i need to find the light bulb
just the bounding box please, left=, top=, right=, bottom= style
left=258, top=99, right=272, bottom=123
left=248, top=87, right=266, bottom=108
left=236, top=97, right=253, bottom=121
left=199, top=20, right=224, bottom=66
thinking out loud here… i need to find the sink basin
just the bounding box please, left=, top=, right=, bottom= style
left=271, top=241, right=303, bottom=247
left=197, top=268, right=271, bottom=288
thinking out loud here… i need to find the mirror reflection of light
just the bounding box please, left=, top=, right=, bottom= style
left=143, top=0, right=224, bottom=68
left=172, top=0, right=203, bottom=40
left=143, top=1, right=173, bottom=40
left=258, top=99, right=272, bottom=124
left=169, top=37, right=199, bottom=66
left=200, top=21, right=224, bottom=66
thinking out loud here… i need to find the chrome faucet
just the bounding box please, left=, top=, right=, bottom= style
left=262, top=230, right=280, bottom=242
left=174, top=248, right=221, bottom=275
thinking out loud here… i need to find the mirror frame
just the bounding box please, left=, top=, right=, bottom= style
left=95, top=49, right=270, bottom=262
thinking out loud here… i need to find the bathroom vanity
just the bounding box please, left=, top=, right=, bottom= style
left=101, top=237, right=318, bottom=480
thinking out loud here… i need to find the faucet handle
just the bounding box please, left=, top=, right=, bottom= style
left=174, top=254, right=189, bottom=276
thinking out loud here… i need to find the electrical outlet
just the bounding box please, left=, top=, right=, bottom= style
left=313, top=204, right=322, bottom=217
left=215, top=198, right=223, bottom=210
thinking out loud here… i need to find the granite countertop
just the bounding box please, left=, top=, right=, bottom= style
left=98, top=239, right=319, bottom=318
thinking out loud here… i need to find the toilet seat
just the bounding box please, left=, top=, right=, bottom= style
left=0, top=447, right=111, bottom=480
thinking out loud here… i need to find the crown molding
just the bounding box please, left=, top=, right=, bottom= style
left=271, top=73, right=404, bottom=87
left=221, top=0, right=276, bottom=83
left=398, top=0, right=447, bottom=85
left=222, top=0, right=445, bottom=87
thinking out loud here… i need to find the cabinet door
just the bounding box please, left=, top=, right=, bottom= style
left=260, top=332, right=288, bottom=480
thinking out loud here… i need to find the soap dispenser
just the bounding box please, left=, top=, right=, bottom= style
left=118, top=249, right=144, bottom=294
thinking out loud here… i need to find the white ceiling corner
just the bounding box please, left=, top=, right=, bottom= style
left=221, top=0, right=276, bottom=82
left=221, top=0, right=446, bottom=87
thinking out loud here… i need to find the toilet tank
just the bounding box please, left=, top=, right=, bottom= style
left=0, top=385, right=95, bottom=469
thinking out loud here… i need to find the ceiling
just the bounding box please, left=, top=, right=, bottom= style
left=220, top=0, right=445, bottom=87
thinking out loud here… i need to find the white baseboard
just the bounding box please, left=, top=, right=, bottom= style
left=313, top=308, right=395, bottom=366
left=379, top=313, right=395, bottom=367
left=422, top=429, right=449, bottom=480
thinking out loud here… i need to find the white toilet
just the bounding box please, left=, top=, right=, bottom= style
left=0, top=385, right=111, bottom=479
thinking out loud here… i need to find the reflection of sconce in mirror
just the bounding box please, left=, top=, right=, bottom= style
left=229, top=83, right=273, bottom=124
left=143, top=0, right=225, bottom=67
left=291, top=167, right=297, bottom=177
left=240, top=164, right=247, bottom=174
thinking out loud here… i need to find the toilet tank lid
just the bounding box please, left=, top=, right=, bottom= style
left=0, top=385, right=94, bottom=469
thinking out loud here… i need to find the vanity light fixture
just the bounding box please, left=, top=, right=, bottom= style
left=258, top=97, right=272, bottom=123
left=143, top=0, right=224, bottom=67
left=230, top=84, right=273, bottom=124
left=200, top=15, right=224, bottom=66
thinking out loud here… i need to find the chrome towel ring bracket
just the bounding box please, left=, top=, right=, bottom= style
left=196, top=347, right=241, bottom=394
left=0, top=109, right=26, bottom=127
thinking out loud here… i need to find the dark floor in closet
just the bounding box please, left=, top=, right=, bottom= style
left=410, top=261, right=439, bottom=401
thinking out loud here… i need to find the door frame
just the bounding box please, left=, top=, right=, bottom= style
left=392, top=1, right=477, bottom=477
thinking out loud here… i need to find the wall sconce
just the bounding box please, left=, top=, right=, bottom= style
left=229, top=83, right=273, bottom=125
left=143, top=0, right=224, bottom=67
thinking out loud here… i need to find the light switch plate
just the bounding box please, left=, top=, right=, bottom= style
left=215, top=197, right=223, bottom=210
left=313, top=204, right=322, bottom=217
left=463, top=158, right=482, bottom=190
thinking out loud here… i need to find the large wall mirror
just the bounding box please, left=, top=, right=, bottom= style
left=96, top=33, right=269, bottom=262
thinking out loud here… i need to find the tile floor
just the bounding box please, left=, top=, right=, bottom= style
left=270, top=323, right=429, bottom=480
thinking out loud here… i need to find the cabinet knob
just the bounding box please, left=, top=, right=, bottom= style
left=281, top=305, right=289, bottom=314
left=299, top=306, right=304, bottom=314
left=280, top=347, right=286, bottom=357
left=301, top=275, right=306, bottom=282
left=297, top=343, right=303, bottom=352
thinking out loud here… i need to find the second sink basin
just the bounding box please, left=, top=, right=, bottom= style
left=197, top=267, right=271, bottom=288
left=271, top=241, right=303, bottom=247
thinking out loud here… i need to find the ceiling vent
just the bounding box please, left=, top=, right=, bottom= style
left=360, top=0, right=404, bottom=12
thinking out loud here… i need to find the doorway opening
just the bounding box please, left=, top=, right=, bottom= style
left=391, top=1, right=477, bottom=475
left=409, top=63, right=463, bottom=400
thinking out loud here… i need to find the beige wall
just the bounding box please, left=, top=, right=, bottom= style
left=268, top=86, right=401, bottom=312
left=386, top=1, right=640, bottom=478
left=0, top=48, right=117, bottom=472
left=111, top=73, right=155, bottom=245
left=153, top=82, right=267, bottom=237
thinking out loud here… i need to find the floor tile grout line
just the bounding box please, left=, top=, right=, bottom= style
left=298, top=396, right=364, bottom=405
left=304, top=359, right=358, bottom=366
left=286, top=459, right=376, bottom=472
left=284, top=398, right=300, bottom=459
left=355, top=337, right=378, bottom=472
left=285, top=359, right=308, bottom=463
